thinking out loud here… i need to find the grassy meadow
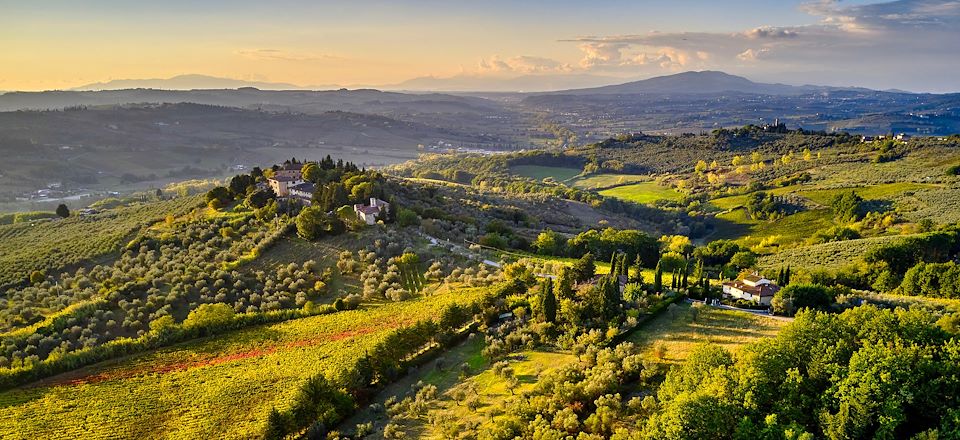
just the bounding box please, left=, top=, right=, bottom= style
left=627, top=302, right=789, bottom=364
left=599, top=181, right=685, bottom=204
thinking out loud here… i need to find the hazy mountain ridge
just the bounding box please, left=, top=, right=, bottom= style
left=71, top=74, right=322, bottom=91
left=538, top=71, right=874, bottom=96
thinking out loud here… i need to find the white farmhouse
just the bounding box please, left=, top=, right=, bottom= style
left=353, top=197, right=390, bottom=225
left=722, top=273, right=780, bottom=305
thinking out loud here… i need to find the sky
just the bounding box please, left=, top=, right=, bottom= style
left=1, top=0, right=958, bottom=92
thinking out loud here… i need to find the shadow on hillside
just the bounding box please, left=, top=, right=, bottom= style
left=707, top=213, right=752, bottom=240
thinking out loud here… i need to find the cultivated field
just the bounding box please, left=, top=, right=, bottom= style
left=0, top=286, right=488, bottom=440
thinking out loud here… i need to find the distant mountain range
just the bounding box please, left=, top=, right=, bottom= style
left=540, top=71, right=875, bottom=96
left=2, top=71, right=957, bottom=136
left=386, top=73, right=624, bottom=93
left=71, top=74, right=332, bottom=91
left=67, top=73, right=626, bottom=93
left=58, top=71, right=900, bottom=95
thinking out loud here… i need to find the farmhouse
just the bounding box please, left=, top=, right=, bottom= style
left=267, top=175, right=304, bottom=197
left=722, top=272, right=780, bottom=305
left=274, top=162, right=303, bottom=179
left=354, top=197, right=390, bottom=225
left=288, top=182, right=315, bottom=205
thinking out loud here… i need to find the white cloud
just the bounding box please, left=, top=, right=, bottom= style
left=477, top=55, right=573, bottom=74
left=736, top=48, right=771, bottom=61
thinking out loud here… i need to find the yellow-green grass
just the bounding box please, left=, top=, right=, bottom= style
left=509, top=165, right=581, bottom=182
left=414, top=349, right=578, bottom=438
left=710, top=182, right=939, bottom=210
left=337, top=334, right=489, bottom=435
left=569, top=173, right=651, bottom=190
left=859, top=292, right=960, bottom=313
left=710, top=184, right=804, bottom=210
left=628, top=302, right=788, bottom=364
left=712, top=208, right=834, bottom=246
left=0, top=286, right=488, bottom=440
left=796, top=182, right=939, bottom=205
left=599, top=182, right=685, bottom=204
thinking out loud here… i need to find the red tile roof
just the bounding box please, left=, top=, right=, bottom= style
left=723, top=280, right=781, bottom=297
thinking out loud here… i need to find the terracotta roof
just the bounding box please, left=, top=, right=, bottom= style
left=743, top=274, right=765, bottom=283
left=723, top=280, right=780, bottom=297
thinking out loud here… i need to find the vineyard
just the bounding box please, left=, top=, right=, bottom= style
left=0, top=286, right=489, bottom=440
left=0, top=195, right=203, bottom=287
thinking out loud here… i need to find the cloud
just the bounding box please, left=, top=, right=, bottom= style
left=553, top=0, right=960, bottom=90
left=477, top=55, right=573, bottom=74
left=235, top=49, right=343, bottom=62
left=744, top=26, right=798, bottom=39
left=801, top=0, right=960, bottom=31
left=736, top=48, right=771, bottom=61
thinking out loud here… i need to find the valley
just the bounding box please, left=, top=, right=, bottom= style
left=1, top=74, right=960, bottom=440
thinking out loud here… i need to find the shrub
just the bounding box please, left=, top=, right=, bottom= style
left=182, top=303, right=235, bottom=330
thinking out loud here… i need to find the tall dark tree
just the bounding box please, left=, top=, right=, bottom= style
left=682, top=261, right=689, bottom=288
left=228, top=174, right=255, bottom=197
left=654, top=260, right=664, bottom=293
left=571, top=253, right=596, bottom=283
left=55, top=204, right=70, bottom=218
left=540, top=278, right=557, bottom=323
left=555, top=267, right=574, bottom=300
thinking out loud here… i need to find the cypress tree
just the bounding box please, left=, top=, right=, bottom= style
left=540, top=278, right=556, bottom=323
left=785, top=266, right=791, bottom=285
left=654, top=260, right=663, bottom=293
left=633, top=254, right=644, bottom=283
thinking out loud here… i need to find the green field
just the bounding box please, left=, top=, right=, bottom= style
left=509, top=165, right=581, bottom=182
left=710, top=182, right=939, bottom=210
left=568, top=173, right=651, bottom=190
left=628, top=302, right=788, bottom=364
left=0, top=286, right=488, bottom=440
left=711, top=207, right=835, bottom=247
left=599, top=181, right=685, bottom=204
